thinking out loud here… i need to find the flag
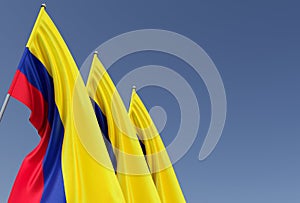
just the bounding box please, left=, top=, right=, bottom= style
left=86, top=53, right=161, bottom=202
left=8, top=6, right=125, bottom=203
left=128, top=88, right=186, bottom=203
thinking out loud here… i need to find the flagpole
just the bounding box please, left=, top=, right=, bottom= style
left=0, top=94, right=11, bottom=123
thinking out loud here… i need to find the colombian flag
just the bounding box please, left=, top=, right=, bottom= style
left=86, top=53, right=161, bottom=202
left=8, top=6, right=125, bottom=203
left=129, top=88, right=186, bottom=203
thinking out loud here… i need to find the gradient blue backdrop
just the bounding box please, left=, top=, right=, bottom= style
left=0, top=1, right=299, bottom=202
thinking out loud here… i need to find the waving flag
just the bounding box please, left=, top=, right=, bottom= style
left=8, top=6, right=125, bottom=203
left=128, top=88, right=186, bottom=203
left=86, top=53, right=161, bottom=202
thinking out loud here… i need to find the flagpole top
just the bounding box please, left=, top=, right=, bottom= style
left=41, top=3, right=46, bottom=8
left=94, top=51, right=98, bottom=55
left=132, top=85, right=136, bottom=90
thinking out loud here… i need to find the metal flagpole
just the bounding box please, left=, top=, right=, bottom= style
left=0, top=94, right=11, bottom=123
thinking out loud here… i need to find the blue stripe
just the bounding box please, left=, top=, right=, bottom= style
left=139, top=139, right=147, bottom=156
left=18, top=48, right=66, bottom=202
left=18, top=48, right=54, bottom=124
left=91, top=99, right=147, bottom=170
left=92, top=99, right=117, bottom=171
left=40, top=108, right=65, bottom=203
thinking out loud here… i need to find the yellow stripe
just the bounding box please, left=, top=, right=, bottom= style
left=26, top=7, right=125, bottom=202
left=86, top=54, right=161, bottom=202
left=128, top=89, right=186, bottom=203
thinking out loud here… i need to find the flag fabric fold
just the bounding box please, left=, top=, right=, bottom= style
left=128, top=88, right=186, bottom=203
left=86, top=53, right=161, bottom=203
left=8, top=7, right=125, bottom=203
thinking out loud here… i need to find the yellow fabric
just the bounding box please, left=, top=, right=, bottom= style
left=86, top=54, right=161, bottom=203
left=27, top=7, right=125, bottom=202
left=128, top=89, right=186, bottom=203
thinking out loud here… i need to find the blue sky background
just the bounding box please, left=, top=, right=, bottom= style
left=0, top=0, right=299, bottom=202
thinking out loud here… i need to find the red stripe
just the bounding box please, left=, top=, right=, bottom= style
left=8, top=70, right=50, bottom=203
